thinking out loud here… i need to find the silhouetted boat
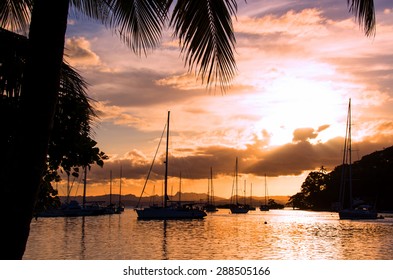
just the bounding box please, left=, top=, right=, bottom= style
left=135, top=111, right=207, bottom=220
left=260, top=174, right=269, bottom=211
left=338, top=99, right=377, bottom=220
left=117, top=166, right=125, bottom=213
left=204, top=167, right=218, bottom=212
left=230, top=157, right=249, bottom=214
left=105, top=170, right=124, bottom=214
left=37, top=166, right=107, bottom=217
left=249, top=182, right=256, bottom=211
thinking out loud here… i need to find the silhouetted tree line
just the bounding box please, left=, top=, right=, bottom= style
left=0, top=28, right=108, bottom=216
left=288, top=146, right=393, bottom=211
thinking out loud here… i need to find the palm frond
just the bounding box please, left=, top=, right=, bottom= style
left=348, top=0, right=376, bottom=36
left=0, top=27, right=28, bottom=98
left=0, top=0, right=32, bottom=34
left=59, top=62, right=98, bottom=131
left=0, top=27, right=94, bottom=121
left=70, top=0, right=112, bottom=23
left=72, top=0, right=168, bottom=56
left=109, top=0, right=168, bottom=55
left=170, top=0, right=238, bottom=90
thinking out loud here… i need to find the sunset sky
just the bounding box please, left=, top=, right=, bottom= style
left=60, top=0, right=393, bottom=200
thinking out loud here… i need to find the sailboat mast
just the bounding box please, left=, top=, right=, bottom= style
left=348, top=99, right=353, bottom=209
left=119, top=166, right=122, bottom=206
left=250, top=182, right=253, bottom=206
left=83, top=165, right=87, bottom=208
left=265, top=174, right=267, bottom=206
left=179, top=171, right=182, bottom=203
left=109, top=170, right=112, bottom=205
left=235, top=157, right=238, bottom=204
left=244, top=180, right=246, bottom=205
left=164, top=111, right=170, bottom=208
left=210, top=166, right=213, bottom=205
left=207, top=173, right=210, bottom=204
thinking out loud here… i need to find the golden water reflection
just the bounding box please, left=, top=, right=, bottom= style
left=24, top=209, right=393, bottom=259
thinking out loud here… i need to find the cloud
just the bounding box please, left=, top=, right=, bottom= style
left=64, top=36, right=101, bottom=67
left=292, top=128, right=318, bottom=142
left=156, top=73, right=205, bottom=91
left=66, top=1, right=393, bottom=197
left=317, top=124, right=330, bottom=132
left=236, top=8, right=328, bottom=37
left=88, top=129, right=392, bottom=184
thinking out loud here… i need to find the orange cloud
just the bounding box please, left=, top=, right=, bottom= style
left=64, top=36, right=101, bottom=67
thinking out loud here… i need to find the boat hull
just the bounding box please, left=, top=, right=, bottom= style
left=230, top=205, right=249, bottom=214
left=259, top=205, right=269, bottom=211
left=135, top=207, right=207, bottom=220
left=339, top=209, right=378, bottom=220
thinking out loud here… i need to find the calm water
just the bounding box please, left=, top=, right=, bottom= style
left=23, top=209, right=393, bottom=260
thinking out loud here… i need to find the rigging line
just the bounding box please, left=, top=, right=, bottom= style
left=135, top=122, right=167, bottom=208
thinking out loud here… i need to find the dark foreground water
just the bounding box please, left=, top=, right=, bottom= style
left=23, top=208, right=393, bottom=260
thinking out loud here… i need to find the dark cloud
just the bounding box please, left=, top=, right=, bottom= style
left=88, top=131, right=392, bottom=184
left=292, top=127, right=318, bottom=142
left=84, top=68, right=206, bottom=107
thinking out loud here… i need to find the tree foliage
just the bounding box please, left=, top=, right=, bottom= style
left=0, top=27, right=108, bottom=214
left=289, top=146, right=393, bottom=211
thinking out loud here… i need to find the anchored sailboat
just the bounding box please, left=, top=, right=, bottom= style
left=259, top=174, right=269, bottom=211
left=204, top=167, right=218, bottom=212
left=338, top=99, right=378, bottom=220
left=230, top=157, right=249, bottom=214
left=135, top=111, right=207, bottom=220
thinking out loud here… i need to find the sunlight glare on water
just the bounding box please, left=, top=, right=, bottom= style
left=24, top=209, right=393, bottom=260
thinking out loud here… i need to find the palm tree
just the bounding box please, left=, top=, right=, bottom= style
left=0, top=0, right=376, bottom=259
left=0, top=0, right=239, bottom=260
left=0, top=25, right=108, bottom=257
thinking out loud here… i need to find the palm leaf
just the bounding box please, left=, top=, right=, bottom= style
left=170, top=0, right=237, bottom=89
left=0, top=0, right=32, bottom=33
left=71, top=0, right=168, bottom=56
left=70, top=0, right=112, bottom=23
left=348, top=0, right=376, bottom=36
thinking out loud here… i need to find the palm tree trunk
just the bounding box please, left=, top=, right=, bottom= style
left=0, top=0, right=69, bottom=259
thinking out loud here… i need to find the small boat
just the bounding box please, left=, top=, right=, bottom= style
left=229, top=157, right=249, bottom=214
left=204, top=167, right=218, bottom=212
left=135, top=111, right=207, bottom=220
left=62, top=200, right=106, bottom=217
left=247, top=182, right=256, bottom=211
left=116, top=166, right=125, bottom=213
left=338, top=99, right=378, bottom=220
left=37, top=166, right=107, bottom=217
left=259, top=174, right=269, bottom=211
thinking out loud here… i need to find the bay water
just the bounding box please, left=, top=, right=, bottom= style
left=23, top=208, right=393, bottom=260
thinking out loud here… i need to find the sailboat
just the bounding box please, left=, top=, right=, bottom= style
left=105, top=169, right=124, bottom=214
left=116, top=166, right=125, bottom=213
left=230, top=157, right=249, bottom=214
left=204, top=167, right=218, bottom=212
left=62, top=166, right=106, bottom=216
left=259, top=174, right=269, bottom=211
left=248, top=182, right=256, bottom=211
left=135, top=111, right=207, bottom=220
left=105, top=170, right=117, bottom=214
left=38, top=166, right=107, bottom=217
left=338, top=99, right=378, bottom=220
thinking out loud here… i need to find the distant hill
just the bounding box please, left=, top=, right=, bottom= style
left=59, top=193, right=290, bottom=208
